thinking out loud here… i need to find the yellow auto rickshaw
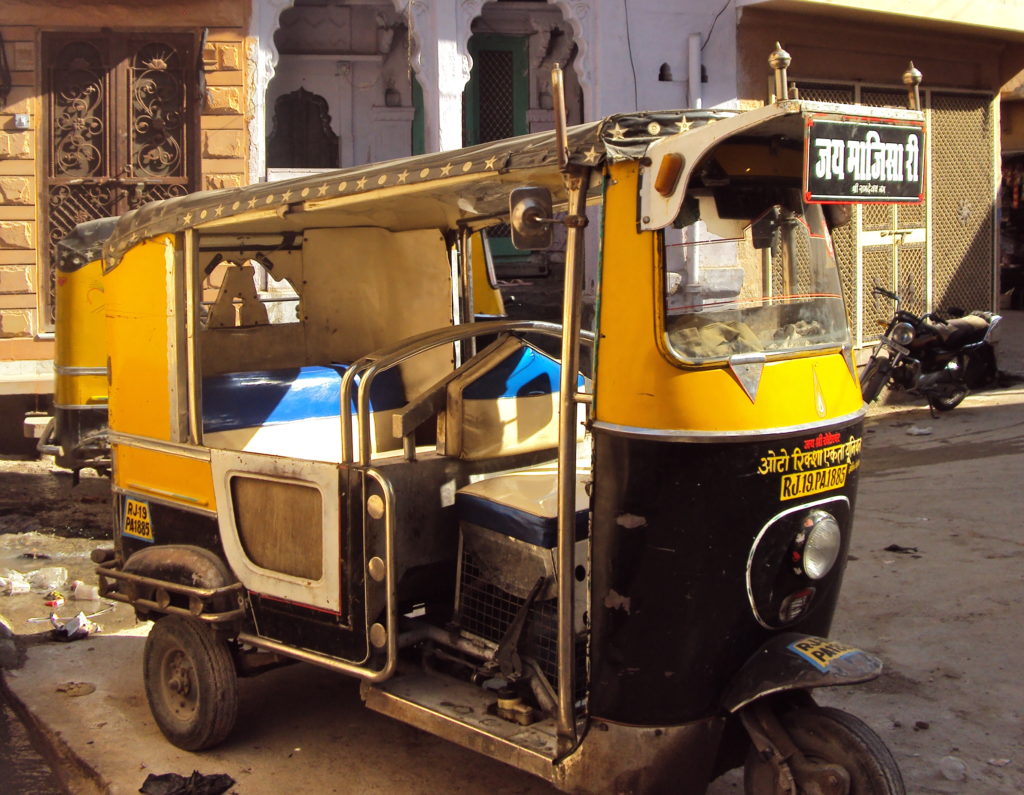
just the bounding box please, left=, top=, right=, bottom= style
left=89, top=53, right=926, bottom=793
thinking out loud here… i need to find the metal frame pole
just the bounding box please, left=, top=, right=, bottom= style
left=552, top=61, right=586, bottom=754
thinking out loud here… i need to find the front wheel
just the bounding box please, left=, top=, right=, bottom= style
left=143, top=616, right=239, bottom=751
left=859, top=358, right=890, bottom=403
left=744, top=706, right=905, bottom=794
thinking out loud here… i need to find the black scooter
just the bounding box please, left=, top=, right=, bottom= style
left=860, top=286, right=1002, bottom=412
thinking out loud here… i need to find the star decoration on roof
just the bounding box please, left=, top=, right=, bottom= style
left=440, top=162, right=453, bottom=176
left=183, top=212, right=192, bottom=224
left=317, top=184, right=329, bottom=196
left=484, top=156, right=497, bottom=170
left=678, top=119, right=693, bottom=133
left=280, top=190, right=292, bottom=203
left=607, top=123, right=628, bottom=140
left=356, top=176, right=368, bottom=190
left=583, top=146, right=600, bottom=164
left=214, top=205, right=224, bottom=217
left=246, top=197, right=258, bottom=209
left=397, top=169, right=409, bottom=183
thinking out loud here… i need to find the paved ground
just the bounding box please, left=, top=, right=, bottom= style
left=1, top=309, right=1022, bottom=794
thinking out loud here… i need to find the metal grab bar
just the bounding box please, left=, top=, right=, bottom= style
left=340, top=319, right=594, bottom=465
left=96, top=559, right=245, bottom=623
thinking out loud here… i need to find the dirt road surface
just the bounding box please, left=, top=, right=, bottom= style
left=1, top=314, right=1022, bottom=794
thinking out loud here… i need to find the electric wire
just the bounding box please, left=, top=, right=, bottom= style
left=703, top=0, right=733, bottom=51
left=622, top=0, right=638, bottom=110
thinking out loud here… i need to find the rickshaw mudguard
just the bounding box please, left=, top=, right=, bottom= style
left=721, top=632, right=882, bottom=713
left=102, top=544, right=243, bottom=620
left=122, top=544, right=235, bottom=589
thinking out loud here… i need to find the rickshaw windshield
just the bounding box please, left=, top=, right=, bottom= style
left=662, top=190, right=849, bottom=364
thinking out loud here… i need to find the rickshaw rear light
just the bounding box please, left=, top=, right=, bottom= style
left=801, top=510, right=842, bottom=580
left=654, top=153, right=684, bottom=196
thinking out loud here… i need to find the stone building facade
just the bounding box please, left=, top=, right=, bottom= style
left=0, top=0, right=249, bottom=447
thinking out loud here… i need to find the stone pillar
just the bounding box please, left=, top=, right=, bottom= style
left=247, top=0, right=298, bottom=182
left=407, top=0, right=470, bottom=153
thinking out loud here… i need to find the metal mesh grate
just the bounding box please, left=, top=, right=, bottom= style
left=832, top=222, right=857, bottom=334
left=457, top=548, right=584, bottom=697
left=862, top=247, right=893, bottom=341
left=863, top=204, right=894, bottom=232
left=478, top=49, right=515, bottom=143
left=897, top=200, right=925, bottom=228
left=798, top=85, right=853, bottom=104
left=930, top=93, right=995, bottom=313
left=860, top=89, right=905, bottom=110
left=898, top=245, right=927, bottom=316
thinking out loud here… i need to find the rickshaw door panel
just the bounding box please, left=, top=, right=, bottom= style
left=210, top=449, right=343, bottom=613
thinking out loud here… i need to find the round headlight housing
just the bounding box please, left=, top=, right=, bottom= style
left=891, top=321, right=915, bottom=346
left=798, top=510, right=842, bottom=580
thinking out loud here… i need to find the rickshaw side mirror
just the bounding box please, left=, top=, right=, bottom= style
left=824, top=203, right=853, bottom=229
left=751, top=206, right=781, bottom=250
left=510, top=187, right=554, bottom=250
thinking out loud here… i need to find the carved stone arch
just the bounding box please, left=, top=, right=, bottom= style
left=452, top=0, right=594, bottom=103
left=547, top=0, right=594, bottom=99
left=456, top=0, right=485, bottom=86
left=247, top=0, right=408, bottom=178
left=403, top=0, right=429, bottom=80
left=267, top=87, right=339, bottom=168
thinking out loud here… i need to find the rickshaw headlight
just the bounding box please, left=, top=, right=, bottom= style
left=891, top=322, right=915, bottom=346
left=799, top=510, right=841, bottom=580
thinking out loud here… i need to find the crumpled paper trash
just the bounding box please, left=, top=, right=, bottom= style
left=50, top=611, right=100, bottom=642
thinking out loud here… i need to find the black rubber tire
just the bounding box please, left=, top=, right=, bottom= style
left=143, top=616, right=239, bottom=751
left=859, top=359, right=889, bottom=403
left=744, top=706, right=905, bottom=795
left=928, top=382, right=968, bottom=412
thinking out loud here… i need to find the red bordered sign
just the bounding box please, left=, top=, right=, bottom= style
left=804, top=115, right=925, bottom=204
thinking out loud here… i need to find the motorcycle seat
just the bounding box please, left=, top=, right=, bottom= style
left=934, top=314, right=989, bottom=349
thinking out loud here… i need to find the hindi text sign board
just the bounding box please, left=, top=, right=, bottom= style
left=805, top=116, right=925, bottom=204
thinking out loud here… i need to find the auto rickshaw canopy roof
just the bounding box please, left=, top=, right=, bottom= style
left=100, top=108, right=741, bottom=268
left=99, top=99, right=924, bottom=268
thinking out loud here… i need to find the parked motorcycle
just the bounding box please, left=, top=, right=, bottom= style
left=860, top=286, right=1001, bottom=411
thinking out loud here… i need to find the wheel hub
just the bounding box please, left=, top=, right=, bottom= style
left=164, top=650, right=197, bottom=718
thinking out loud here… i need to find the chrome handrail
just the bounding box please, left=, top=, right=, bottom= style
left=340, top=319, right=593, bottom=466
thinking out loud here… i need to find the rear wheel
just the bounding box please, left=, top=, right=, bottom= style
left=744, top=706, right=905, bottom=794
left=927, top=382, right=968, bottom=412
left=143, top=616, right=239, bottom=751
